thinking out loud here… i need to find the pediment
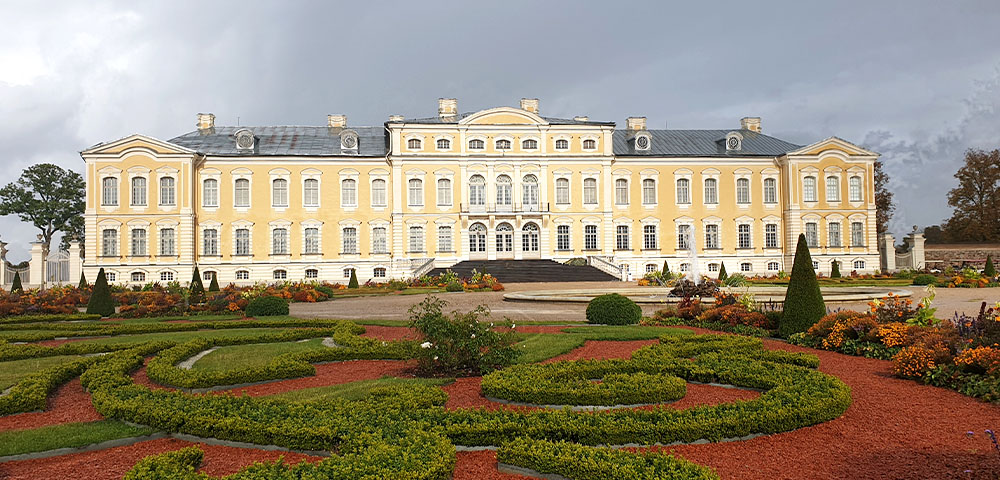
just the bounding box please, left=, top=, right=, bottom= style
left=459, top=107, right=548, bottom=126
left=787, top=136, right=878, bottom=158
left=81, top=134, right=196, bottom=156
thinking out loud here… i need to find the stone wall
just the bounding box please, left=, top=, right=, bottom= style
left=924, top=244, right=1000, bottom=270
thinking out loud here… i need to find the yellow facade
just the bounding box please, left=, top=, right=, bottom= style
left=81, top=99, right=879, bottom=284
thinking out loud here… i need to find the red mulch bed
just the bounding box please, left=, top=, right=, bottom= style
left=543, top=339, right=659, bottom=363
left=0, top=378, right=102, bottom=432
left=359, top=325, right=421, bottom=341
left=0, top=437, right=323, bottom=480
left=454, top=450, right=534, bottom=480
left=217, top=360, right=417, bottom=397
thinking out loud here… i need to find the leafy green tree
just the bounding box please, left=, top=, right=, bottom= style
left=10, top=271, right=23, bottom=293
left=348, top=269, right=359, bottom=289
left=208, top=272, right=220, bottom=292
left=874, top=159, right=896, bottom=235
left=0, top=163, right=85, bottom=253
left=78, top=272, right=88, bottom=289
left=985, top=254, right=997, bottom=277
left=718, top=263, right=728, bottom=281
left=943, top=149, right=1000, bottom=241
left=831, top=260, right=841, bottom=278
left=779, top=234, right=826, bottom=337
left=189, top=267, right=205, bottom=304
left=86, top=268, right=115, bottom=316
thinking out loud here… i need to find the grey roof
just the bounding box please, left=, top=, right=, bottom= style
left=403, top=112, right=614, bottom=126
left=169, top=126, right=387, bottom=156
left=613, top=129, right=801, bottom=157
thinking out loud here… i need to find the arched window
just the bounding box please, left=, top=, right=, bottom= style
left=522, top=174, right=538, bottom=209
left=767, top=261, right=780, bottom=272
left=496, top=175, right=512, bottom=206
left=407, top=178, right=423, bottom=206
left=159, top=228, right=175, bottom=256
left=102, top=229, right=117, bottom=256
left=273, top=269, right=287, bottom=280
left=738, top=223, right=751, bottom=249
left=203, top=179, right=219, bottom=207
left=203, top=228, right=218, bottom=255
left=765, top=223, right=779, bottom=248
left=305, top=268, right=318, bottom=279
left=642, top=179, right=656, bottom=204
left=522, top=139, right=538, bottom=149
left=495, top=139, right=511, bottom=150
left=736, top=178, right=750, bottom=204
left=373, top=267, right=387, bottom=278
left=156, top=177, right=175, bottom=206
left=372, top=227, right=387, bottom=253
left=740, top=262, right=752, bottom=272
left=131, top=177, right=147, bottom=206
left=676, top=224, right=690, bottom=250
left=469, top=139, right=485, bottom=150
left=614, top=178, right=628, bottom=205
left=803, top=176, right=817, bottom=202
left=407, top=138, right=422, bottom=149
left=496, top=222, right=513, bottom=252
left=615, top=225, right=630, bottom=250
left=341, top=227, right=357, bottom=254
left=234, top=178, right=250, bottom=207
left=704, top=224, right=719, bottom=249
left=555, top=139, right=569, bottom=150
left=584, top=224, right=598, bottom=250
left=436, top=138, right=450, bottom=150
left=583, top=178, right=598, bottom=204
left=437, top=225, right=453, bottom=252
left=305, top=227, right=321, bottom=254
left=408, top=225, right=424, bottom=252
left=131, top=228, right=147, bottom=256
left=102, top=177, right=118, bottom=206
left=805, top=222, right=819, bottom=247
left=849, top=176, right=863, bottom=202
left=469, top=175, right=486, bottom=206
left=469, top=223, right=487, bottom=252
left=676, top=178, right=690, bottom=204
left=437, top=178, right=452, bottom=206
left=160, top=271, right=174, bottom=282
left=272, top=228, right=288, bottom=254
left=271, top=178, right=288, bottom=207
left=522, top=223, right=539, bottom=252
left=826, top=176, right=840, bottom=202
left=556, top=225, right=570, bottom=250
left=304, top=178, right=320, bottom=206
left=371, top=179, right=387, bottom=207
left=644, top=224, right=658, bottom=250
left=851, top=221, right=864, bottom=247
left=555, top=178, right=570, bottom=204
left=340, top=178, right=355, bottom=207
left=828, top=221, right=842, bottom=247
left=582, top=139, right=596, bottom=149
left=763, top=178, right=777, bottom=204
left=235, top=228, right=250, bottom=256
left=702, top=178, right=717, bottom=204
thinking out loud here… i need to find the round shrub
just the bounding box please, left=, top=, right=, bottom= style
left=912, top=274, right=937, bottom=286
left=586, top=293, right=641, bottom=325
left=445, top=281, right=463, bottom=292
left=245, top=295, right=289, bottom=317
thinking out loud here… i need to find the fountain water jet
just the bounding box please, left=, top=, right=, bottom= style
left=685, top=225, right=702, bottom=283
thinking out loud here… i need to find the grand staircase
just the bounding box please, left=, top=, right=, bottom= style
left=426, top=259, right=619, bottom=283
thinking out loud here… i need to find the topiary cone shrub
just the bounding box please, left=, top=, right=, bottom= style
left=208, top=272, right=220, bottom=292
left=831, top=260, right=841, bottom=278
left=718, top=263, right=728, bottom=281
left=245, top=295, right=289, bottom=317
left=348, top=269, right=359, bottom=289
left=86, top=268, right=116, bottom=317
left=779, top=234, right=826, bottom=338
left=661, top=261, right=670, bottom=277
left=78, top=272, right=88, bottom=289
left=586, top=293, right=642, bottom=325
left=986, top=255, right=997, bottom=278
left=10, top=271, right=23, bottom=293
left=189, top=267, right=205, bottom=304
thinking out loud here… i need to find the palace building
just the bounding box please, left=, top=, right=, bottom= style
left=81, top=98, right=880, bottom=285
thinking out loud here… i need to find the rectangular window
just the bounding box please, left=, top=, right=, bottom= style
left=644, top=224, right=658, bottom=250
left=556, top=225, right=570, bottom=251
left=203, top=179, right=219, bottom=207
left=131, top=229, right=146, bottom=256
left=160, top=272, right=174, bottom=282
left=235, top=229, right=250, bottom=256
left=556, top=178, right=570, bottom=204
left=828, top=222, right=842, bottom=247
left=408, top=179, right=423, bottom=206
left=584, top=224, right=598, bottom=250
left=304, top=179, right=320, bottom=206
left=236, top=270, right=249, bottom=280
left=583, top=178, right=598, bottom=204
left=409, top=226, right=424, bottom=252
left=272, top=228, right=288, bottom=255
left=159, top=177, right=175, bottom=206
left=738, top=224, right=752, bottom=249
left=437, top=178, right=452, bottom=206
left=437, top=226, right=453, bottom=252
left=306, top=227, right=321, bottom=254
left=131, top=177, right=147, bottom=206
left=234, top=179, right=250, bottom=207
left=677, top=224, right=690, bottom=250
left=372, top=227, right=387, bottom=254
left=805, top=223, right=818, bottom=247
left=803, top=177, right=817, bottom=202
left=826, top=176, right=840, bottom=202
left=851, top=222, right=864, bottom=247
left=642, top=179, right=656, bottom=204
left=339, top=179, right=355, bottom=207
left=203, top=229, right=218, bottom=256
left=272, top=179, right=288, bottom=207
left=102, top=229, right=117, bottom=256
left=615, top=225, right=630, bottom=250
left=614, top=179, right=628, bottom=205
left=736, top=178, right=750, bottom=204
left=340, top=227, right=355, bottom=254
left=371, top=179, right=387, bottom=207
left=159, top=228, right=175, bottom=256
left=765, top=223, right=779, bottom=249
left=102, top=177, right=118, bottom=206
left=704, top=224, right=719, bottom=249
left=676, top=179, right=690, bottom=204
left=704, top=179, right=718, bottom=204
left=763, top=178, right=777, bottom=204
left=849, top=177, right=863, bottom=202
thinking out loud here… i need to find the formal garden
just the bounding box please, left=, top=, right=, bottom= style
left=0, top=236, right=997, bottom=479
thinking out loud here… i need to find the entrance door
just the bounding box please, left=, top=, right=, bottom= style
left=496, top=222, right=514, bottom=259
left=521, top=222, right=540, bottom=259
left=469, top=222, right=487, bottom=260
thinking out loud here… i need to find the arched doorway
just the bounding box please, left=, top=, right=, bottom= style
left=469, top=222, right=487, bottom=260
left=496, top=222, right=514, bottom=258
left=522, top=222, right=540, bottom=258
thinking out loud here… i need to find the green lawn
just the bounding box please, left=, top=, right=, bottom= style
left=191, top=337, right=329, bottom=372
left=513, top=325, right=691, bottom=364
left=352, top=319, right=585, bottom=327
left=264, top=377, right=452, bottom=403
left=66, top=328, right=299, bottom=347
left=0, top=355, right=86, bottom=390
left=104, top=314, right=243, bottom=324
left=0, top=420, right=155, bottom=457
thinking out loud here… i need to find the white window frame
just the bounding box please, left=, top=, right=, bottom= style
left=202, top=178, right=219, bottom=208
left=234, top=226, right=252, bottom=256
left=159, top=227, right=176, bottom=256
left=408, top=225, right=425, bottom=253
left=234, top=178, right=251, bottom=208
left=130, top=176, right=147, bottom=207
left=339, top=178, right=356, bottom=207
left=436, top=177, right=453, bottom=206
left=555, top=177, right=571, bottom=205
left=583, top=223, right=599, bottom=250
left=371, top=225, right=388, bottom=254
left=408, top=177, right=423, bottom=207
left=614, top=178, right=629, bottom=205
left=803, top=176, right=818, bottom=203
left=737, top=221, right=753, bottom=250
left=437, top=225, right=453, bottom=252
left=644, top=224, right=659, bottom=250
left=130, top=227, right=147, bottom=257
left=102, top=176, right=119, bottom=206
left=371, top=178, right=387, bottom=208
left=615, top=224, right=630, bottom=251
left=556, top=224, right=571, bottom=251
left=340, top=226, right=357, bottom=254
left=202, top=227, right=219, bottom=256
left=849, top=175, right=863, bottom=203
left=271, top=178, right=289, bottom=208
left=101, top=226, right=119, bottom=257
left=271, top=226, right=289, bottom=255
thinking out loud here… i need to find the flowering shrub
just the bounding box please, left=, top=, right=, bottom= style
left=868, top=293, right=917, bottom=324
left=954, top=346, right=1000, bottom=375
left=807, top=312, right=879, bottom=349
left=697, top=304, right=773, bottom=330
left=874, top=322, right=912, bottom=348
left=892, top=346, right=940, bottom=379
left=408, top=295, right=519, bottom=376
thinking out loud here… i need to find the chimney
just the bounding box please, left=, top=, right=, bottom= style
left=573, top=115, right=589, bottom=122
left=388, top=114, right=405, bottom=123
left=740, top=117, right=761, bottom=133
left=327, top=114, right=347, bottom=128
left=438, top=98, right=457, bottom=118
left=520, top=98, right=539, bottom=113
left=197, top=113, right=215, bottom=130
left=626, top=116, right=646, bottom=131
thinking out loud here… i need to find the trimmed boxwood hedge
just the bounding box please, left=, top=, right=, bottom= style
left=245, top=295, right=289, bottom=317
left=0, top=357, right=97, bottom=415
left=586, top=293, right=642, bottom=325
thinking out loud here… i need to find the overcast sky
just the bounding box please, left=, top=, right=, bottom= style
left=1, top=1, right=998, bottom=260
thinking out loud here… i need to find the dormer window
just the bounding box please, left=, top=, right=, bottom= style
left=469, top=139, right=485, bottom=150
left=555, top=139, right=569, bottom=150
left=436, top=138, right=450, bottom=150
left=522, top=139, right=538, bottom=150
left=725, top=132, right=743, bottom=151
left=407, top=138, right=422, bottom=150
left=234, top=129, right=255, bottom=152
left=340, top=129, right=359, bottom=152
left=582, top=139, right=596, bottom=149
left=634, top=132, right=651, bottom=151
left=496, top=139, right=511, bottom=150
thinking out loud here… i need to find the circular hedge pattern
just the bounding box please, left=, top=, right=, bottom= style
left=586, top=293, right=642, bottom=325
